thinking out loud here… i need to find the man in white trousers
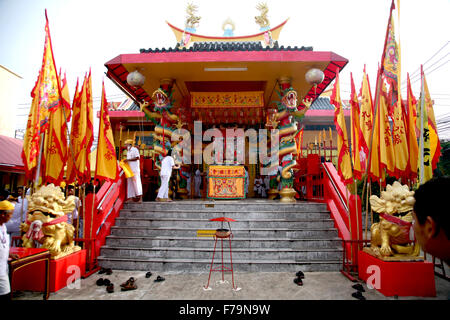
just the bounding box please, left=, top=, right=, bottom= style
left=124, top=139, right=143, bottom=203
left=156, top=150, right=180, bottom=202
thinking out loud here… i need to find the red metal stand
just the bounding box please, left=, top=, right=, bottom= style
left=204, top=217, right=239, bottom=291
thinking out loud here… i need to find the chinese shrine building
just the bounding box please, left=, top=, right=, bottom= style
left=104, top=13, right=348, bottom=200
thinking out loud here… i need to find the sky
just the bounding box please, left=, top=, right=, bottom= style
left=1, top=0, right=449, bottom=139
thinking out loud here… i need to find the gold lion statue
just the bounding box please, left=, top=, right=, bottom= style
left=366, top=181, right=421, bottom=260
left=20, top=184, right=81, bottom=259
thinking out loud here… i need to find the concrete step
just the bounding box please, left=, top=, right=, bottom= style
left=105, top=235, right=343, bottom=249
left=100, top=245, right=343, bottom=261
left=109, top=226, right=339, bottom=238
left=118, top=210, right=332, bottom=220
left=114, top=217, right=336, bottom=229
left=96, top=256, right=341, bottom=272
left=123, top=201, right=328, bottom=212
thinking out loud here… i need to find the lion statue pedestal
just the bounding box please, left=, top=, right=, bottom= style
left=20, top=184, right=81, bottom=259
left=365, top=181, right=422, bottom=261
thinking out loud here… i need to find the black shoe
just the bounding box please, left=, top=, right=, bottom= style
left=96, top=278, right=104, bottom=286
left=352, top=283, right=365, bottom=292
left=296, top=271, right=305, bottom=279
left=154, top=276, right=165, bottom=282
left=106, top=283, right=114, bottom=293
left=105, top=268, right=113, bottom=275
left=145, top=272, right=153, bottom=278
left=103, top=279, right=111, bottom=286
left=293, top=277, right=303, bottom=286
left=351, top=291, right=366, bottom=300
left=98, top=268, right=106, bottom=274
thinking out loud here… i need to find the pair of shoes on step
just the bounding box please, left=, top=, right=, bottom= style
left=293, top=270, right=304, bottom=286
left=351, top=283, right=366, bottom=300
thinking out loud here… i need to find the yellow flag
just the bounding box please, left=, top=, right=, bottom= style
left=359, top=68, right=372, bottom=157
left=95, top=81, right=118, bottom=182
left=43, top=73, right=71, bottom=184
left=350, top=72, right=363, bottom=180
left=22, top=15, right=63, bottom=181
left=331, top=70, right=353, bottom=185
left=406, top=73, right=418, bottom=181
left=424, top=74, right=441, bottom=174
left=66, top=78, right=80, bottom=184
left=379, top=82, right=395, bottom=176
left=418, top=69, right=440, bottom=183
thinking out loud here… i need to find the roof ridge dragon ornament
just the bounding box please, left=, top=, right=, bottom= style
left=255, top=2, right=273, bottom=47
left=180, top=3, right=201, bottom=48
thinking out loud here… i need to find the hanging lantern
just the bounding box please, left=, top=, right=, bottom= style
left=127, top=70, right=145, bottom=87
left=305, top=68, right=325, bottom=86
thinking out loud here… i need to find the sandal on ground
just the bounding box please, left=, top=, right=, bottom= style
left=351, top=291, right=366, bottom=300
left=103, top=279, right=111, bottom=286
left=96, top=278, right=104, bottom=286
left=145, top=272, right=153, bottom=278
left=120, top=277, right=135, bottom=288
left=106, top=283, right=114, bottom=293
left=105, top=268, right=112, bottom=275
left=98, top=267, right=107, bottom=274
left=295, top=271, right=305, bottom=279
left=154, top=276, right=165, bottom=282
left=352, top=283, right=365, bottom=292
left=293, top=277, right=303, bottom=286
left=121, top=281, right=137, bottom=291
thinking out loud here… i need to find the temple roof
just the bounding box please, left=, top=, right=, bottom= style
left=140, top=41, right=313, bottom=54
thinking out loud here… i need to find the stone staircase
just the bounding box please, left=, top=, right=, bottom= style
left=97, top=200, right=343, bottom=273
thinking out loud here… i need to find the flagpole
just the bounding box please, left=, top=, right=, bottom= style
left=361, top=0, right=396, bottom=207
left=418, top=65, right=425, bottom=185
left=34, top=133, right=45, bottom=188
left=365, top=181, right=370, bottom=241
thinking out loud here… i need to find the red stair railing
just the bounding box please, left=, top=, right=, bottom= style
left=82, top=170, right=127, bottom=276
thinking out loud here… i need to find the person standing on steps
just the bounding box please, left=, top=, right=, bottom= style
left=124, top=139, right=143, bottom=203
left=156, top=149, right=180, bottom=202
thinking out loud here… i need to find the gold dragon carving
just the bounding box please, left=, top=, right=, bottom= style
left=366, top=181, right=421, bottom=260
left=255, top=2, right=270, bottom=29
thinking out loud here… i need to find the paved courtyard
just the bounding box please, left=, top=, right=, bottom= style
left=12, top=270, right=450, bottom=301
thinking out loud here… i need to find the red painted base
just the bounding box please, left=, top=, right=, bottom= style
left=12, top=249, right=86, bottom=293
left=358, top=250, right=436, bottom=297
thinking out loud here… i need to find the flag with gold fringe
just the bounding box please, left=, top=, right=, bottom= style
left=95, top=81, right=118, bottom=182
left=330, top=70, right=353, bottom=185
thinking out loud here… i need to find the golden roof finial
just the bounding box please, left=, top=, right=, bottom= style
left=185, top=2, right=201, bottom=30
left=255, top=2, right=270, bottom=29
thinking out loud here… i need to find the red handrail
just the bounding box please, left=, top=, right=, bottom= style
left=298, top=159, right=363, bottom=275
left=83, top=170, right=127, bottom=272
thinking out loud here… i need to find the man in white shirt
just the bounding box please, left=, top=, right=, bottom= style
left=0, top=200, right=19, bottom=300
left=156, top=150, right=180, bottom=202
left=124, top=139, right=143, bottom=203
